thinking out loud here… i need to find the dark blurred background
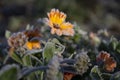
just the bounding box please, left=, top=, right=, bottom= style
left=0, top=0, right=120, bottom=41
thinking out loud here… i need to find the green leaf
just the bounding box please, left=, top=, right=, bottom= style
left=25, top=49, right=43, bottom=55
left=23, top=49, right=43, bottom=65
left=40, top=71, right=44, bottom=80
left=51, top=38, right=65, bottom=54
left=5, top=30, right=11, bottom=39
left=0, top=64, right=19, bottom=80
left=43, top=41, right=55, bottom=62
left=57, top=72, right=63, bottom=80
left=43, top=39, right=65, bottom=63
left=26, top=24, right=31, bottom=30
left=98, top=40, right=108, bottom=51
left=11, top=52, right=23, bottom=65
left=109, top=37, right=118, bottom=51
left=90, top=66, right=103, bottom=80
left=110, top=71, right=120, bottom=80
left=22, top=55, right=32, bottom=66
left=51, top=38, right=61, bottom=44
left=116, top=42, right=120, bottom=53
left=101, top=73, right=112, bottom=80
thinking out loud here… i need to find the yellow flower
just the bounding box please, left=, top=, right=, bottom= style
left=25, top=40, right=41, bottom=50
left=47, top=9, right=74, bottom=36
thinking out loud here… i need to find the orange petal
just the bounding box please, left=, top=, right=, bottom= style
left=25, top=41, right=41, bottom=50
left=62, top=28, right=74, bottom=36
left=63, top=72, right=75, bottom=80
left=96, top=51, right=110, bottom=62
left=104, top=57, right=116, bottom=72
left=60, top=22, right=73, bottom=30
left=47, top=9, right=66, bottom=25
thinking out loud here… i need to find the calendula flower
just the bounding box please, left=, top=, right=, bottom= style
left=74, top=52, right=90, bottom=75
left=96, top=51, right=110, bottom=62
left=96, top=51, right=117, bottom=72
left=104, top=57, right=116, bottom=72
left=8, top=32, right=28, bottom=49
left=24, top=28, right=41, bottom=50
left=47, top=9, right=74, bottom=36
left=8, top=32, right=28, bottom=54
left=8, top=28, right=42, bottom=53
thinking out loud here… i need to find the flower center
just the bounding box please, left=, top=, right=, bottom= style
left=53, top=24, right=60, bottom=29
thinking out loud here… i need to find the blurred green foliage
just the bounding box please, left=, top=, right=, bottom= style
left=0, top=0, right=120, bottom=80
left=0, top=0, right=120, bottom=35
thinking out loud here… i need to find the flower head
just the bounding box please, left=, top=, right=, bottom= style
left=47, top=9, right=74, bottom=36
left=8, top=28, right=41, bottom=53
left=96, top=51, right=110, bottom=62
left=74, top=52, right=90, bottom=75
left=8, top=32, right=27, bottom=49
left=24, top=28, right=41, bottom=50
left=104, top=57, right=116, bottom=72
left=96, top=51, right=117, bottom=72
left=8, top=32, right=28, bottom=54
